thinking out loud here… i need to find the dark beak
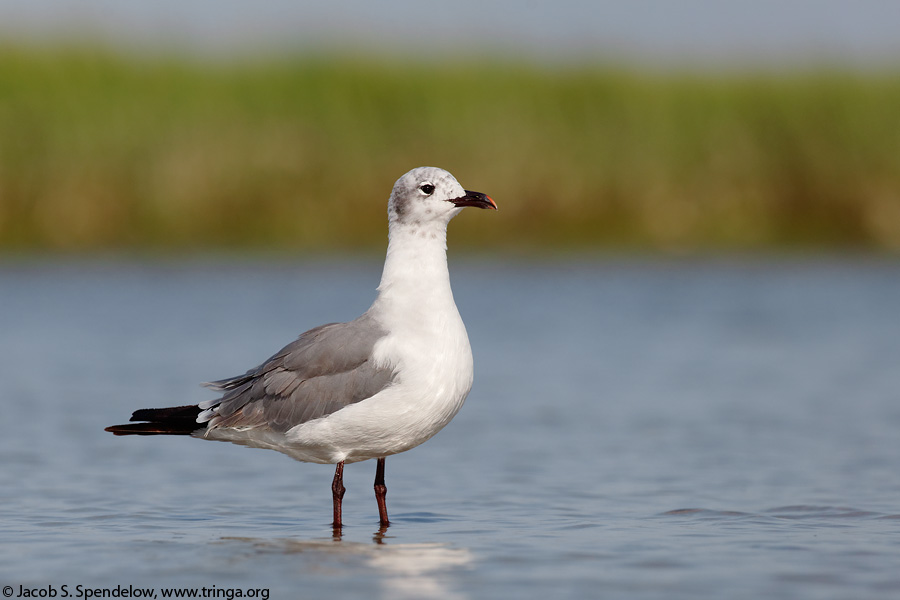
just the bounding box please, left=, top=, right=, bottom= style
left=449, top=190, right=498, bottom=210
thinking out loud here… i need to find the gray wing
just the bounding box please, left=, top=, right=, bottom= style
left=198, top=312, right=394, bottom=433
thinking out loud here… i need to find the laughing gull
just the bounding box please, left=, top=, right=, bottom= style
left=105, top=166, right=496, bottom=528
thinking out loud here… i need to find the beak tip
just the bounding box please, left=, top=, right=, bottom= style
left=453, top=190, right=497, bottom=210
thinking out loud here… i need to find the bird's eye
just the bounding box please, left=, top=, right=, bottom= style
left=419, top=183, right=435, bottom=195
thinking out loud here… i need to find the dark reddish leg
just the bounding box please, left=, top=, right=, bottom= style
left=374, top=457, right=390, bottom=526
left=332, top=461, right=346, bottom=528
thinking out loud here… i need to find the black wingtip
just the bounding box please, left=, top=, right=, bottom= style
left=130, top=405, right=202, bottom=422
left=104, top=422, right=200, bottom=436
left=106, top=404, right=203, bottom=436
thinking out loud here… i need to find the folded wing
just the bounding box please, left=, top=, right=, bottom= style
left=198, top=312, right=394, bottom=433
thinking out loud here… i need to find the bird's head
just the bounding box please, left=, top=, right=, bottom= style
left=388, top=167, right=496, bottom=227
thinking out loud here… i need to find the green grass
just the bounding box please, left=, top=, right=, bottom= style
left=2, top=44, right=900, bottom=252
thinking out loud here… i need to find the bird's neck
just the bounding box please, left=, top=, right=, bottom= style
left=372, top=221, right=458, bottom=323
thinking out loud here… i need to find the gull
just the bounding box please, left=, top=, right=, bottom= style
left=105, top=166, right=497, bottom=528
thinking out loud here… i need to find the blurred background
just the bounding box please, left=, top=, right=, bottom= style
left=4, top=4, right=900, bottom=598
left=2, top=0, right=899, bottom=253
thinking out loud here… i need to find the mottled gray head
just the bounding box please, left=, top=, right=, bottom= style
left=388, top=166, right=496, bottom=226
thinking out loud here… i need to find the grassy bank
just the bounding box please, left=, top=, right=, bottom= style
left=1, top=45, right=899, bottom=251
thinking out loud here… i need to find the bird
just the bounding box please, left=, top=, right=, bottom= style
left=105, top=166, right=497, bottom=529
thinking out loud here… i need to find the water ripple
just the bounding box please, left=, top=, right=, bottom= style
left=661, top=505, right=897, bottom=522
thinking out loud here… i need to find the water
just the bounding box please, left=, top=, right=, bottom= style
left=2, top=256, right=899, bottom=599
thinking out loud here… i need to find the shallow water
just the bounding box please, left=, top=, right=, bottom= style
left=2, top=256, right=900, bottom=599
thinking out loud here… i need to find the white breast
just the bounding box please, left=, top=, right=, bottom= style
left=281, top=298, right=473, bottom=463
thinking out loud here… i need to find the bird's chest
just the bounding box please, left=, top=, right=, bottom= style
left=374, top=308, right=473, bottom=395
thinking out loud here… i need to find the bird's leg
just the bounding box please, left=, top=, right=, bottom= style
left=374, top=457, right=390, bottom=526
left=332, top=461, right=346, bottom=529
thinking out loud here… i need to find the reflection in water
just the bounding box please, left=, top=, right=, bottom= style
left=223, top=536, right=473, bottom=600
left=368, top=542, right=472, bottom=600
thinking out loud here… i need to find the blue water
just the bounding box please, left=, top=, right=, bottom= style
left=2, top=256, right=900, bottom=599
